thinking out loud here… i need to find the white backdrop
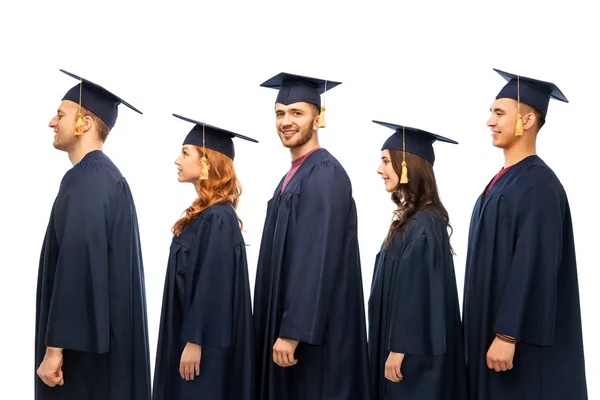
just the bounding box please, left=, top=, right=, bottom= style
left=1, top=1, right=598, bottom=398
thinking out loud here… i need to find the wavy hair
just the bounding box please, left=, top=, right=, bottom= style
left=172, top=147, right=243, bottom=236
left=384, top=150, right=453, bottom=253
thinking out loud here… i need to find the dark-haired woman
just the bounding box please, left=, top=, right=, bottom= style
left=368, top=121, right=467, bottom=400
left=152, top=115, right=257, bottom=400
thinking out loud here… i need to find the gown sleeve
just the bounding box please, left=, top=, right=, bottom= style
left=180, top=211, right=241, bottom=348
left=279, top=162, right=352, bottom=345
left=387, top=224, right=447, bottom=356
left=45, top=167, right=111, bottom=354
left=494, top=180, right=562, bottom=346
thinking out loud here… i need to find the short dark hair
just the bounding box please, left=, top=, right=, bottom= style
left=312, top=104, right=321, bottom=116
left=81, top=107, right=110, bottom=142
left=521, top=103, right=545, bottom=132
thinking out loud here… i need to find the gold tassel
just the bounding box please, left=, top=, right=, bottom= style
left=400, top=160, right=409, bottom=184
left=74, top=78, right=84, bottom=136
left=74, top=112, right=84, bottom=136
left=514, top=75, right=523, bottom=136
left=199, top=123, right=208, bottom=180
left=200, top=156, right=209, bottom=180
left=515, top=113, right=523, bottom=136
left=400, top=127, right=409, bottom=184
left=318, top=80, right=327, bottom=128
left=318, top=106, right=326, bottom=128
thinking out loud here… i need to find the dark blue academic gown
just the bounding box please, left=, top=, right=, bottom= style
left=463, top=155, right=588, bottom=400
left=152, top=203, right=254, bottom=400
left=368, top=208, right=467, bottom=400
left=35, top=150, right=151, bottom=400
left=253, top=149, right=371, bottom=400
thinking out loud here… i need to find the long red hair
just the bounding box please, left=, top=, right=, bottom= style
left=172, top=147, right=242, bottom=236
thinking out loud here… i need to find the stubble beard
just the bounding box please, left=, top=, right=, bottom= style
left=280, top=127, right=313, bottom=149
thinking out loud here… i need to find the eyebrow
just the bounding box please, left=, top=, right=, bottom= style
left=491, top=107, right=505, bottom=113
left=381, top=156, right=390, bottom=160
left=276, top=108, right=305, bottom=113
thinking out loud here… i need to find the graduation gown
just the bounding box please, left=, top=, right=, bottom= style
left=463, top=155, right=588, bottom=400
left=368, top=208, right=467, bottom=400
left=253, top=149, right=371, bottom=400
left=35, top=150, right=151, bottom=400
left=152, top=203, right=254, bottom=400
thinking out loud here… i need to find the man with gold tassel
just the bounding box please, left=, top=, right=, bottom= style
left=462, top=68, right=588, bottom=399
left=35, top=70, right=151, bottom=400
left=253, top=72, right=371, bottom=399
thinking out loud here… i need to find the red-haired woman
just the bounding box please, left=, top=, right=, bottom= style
left=152, top=114, right=258, bottom=400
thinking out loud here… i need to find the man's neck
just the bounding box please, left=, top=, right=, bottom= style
left=503, top=142, right=536, bottom=168
left=290, top=136, right=320, bottom=161
left=68, top=142, right=103, bottom=166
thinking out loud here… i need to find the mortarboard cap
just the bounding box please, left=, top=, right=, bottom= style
left=374, top=120, right=457, bottom=184
left=260, top=72, right=341, bottom=128
left=374, top=120, right=457, bottom=165
left=60, top=69, right=141, bottom=131
left=494, top=68, right=568, bottom=117
left=173, top=113, right=258, bottom=161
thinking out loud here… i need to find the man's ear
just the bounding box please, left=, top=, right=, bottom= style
left=82, top=115, right=94, bottom=133
left=522, top=111, right=537, bottom=131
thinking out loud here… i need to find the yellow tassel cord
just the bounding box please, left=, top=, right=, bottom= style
left=400, top=127, right=409, bottom=184
left=318, top=80, right=327, bottom=128
left=199, top=124, right=209, bottom=180
left=74, top=79, right=84, bottom=136
left=515, top=75, right=523, bottom=136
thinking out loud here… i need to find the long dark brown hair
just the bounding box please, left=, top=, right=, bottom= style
left=384, top=150, right=454, bottom=252
left=172, top=147, right=243, bottom=237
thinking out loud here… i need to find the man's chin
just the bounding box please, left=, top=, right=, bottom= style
left=52, top=141, right=69, bottom=152
left=278, top=133, right=311, bottom=149
left=278, top=135, right=297, bottom=148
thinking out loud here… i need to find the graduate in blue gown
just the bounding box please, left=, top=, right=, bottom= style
left=253, top=73, right=371, bottom=400
left=462, top=69, right=588, bottom=399
left=152, top=114, right=257, bottom=400
left=35, top=70, right=151, bottom=400
left=368, top=121, right=467, bottom=400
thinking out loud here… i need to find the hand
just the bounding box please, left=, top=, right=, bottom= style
left=180, top=342, right=201, bottom=381
left=486, top=335, right=516, bottom=372
left=385, top=352, right=405, bottom=382
left=37, top=347, right=64, bottom=387
left=273, top=338, right=299, bottom=367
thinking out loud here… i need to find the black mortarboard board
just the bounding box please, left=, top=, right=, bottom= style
left=260, top=72, right=341, bottom=108
left=494, top=68, right=568, bottom=117
left=374, top=120, right=458, bottom=165
left=60, top=69, right=142, bottom=130
left=173, top=114, right=258, bottom=160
